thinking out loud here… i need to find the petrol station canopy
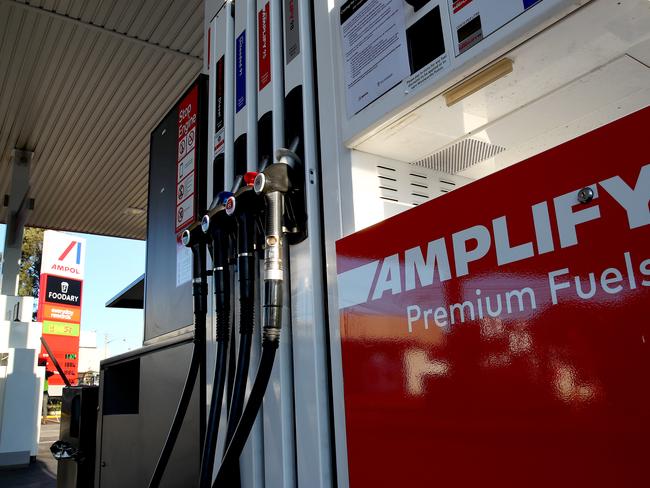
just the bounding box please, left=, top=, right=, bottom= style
left=0, top=0, right=204, bottom=239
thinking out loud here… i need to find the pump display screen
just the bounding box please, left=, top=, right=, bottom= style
left=336, top=107, right=650, bottom=486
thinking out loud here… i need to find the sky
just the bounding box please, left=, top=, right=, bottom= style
left=0, top=224, right=146, bottom=357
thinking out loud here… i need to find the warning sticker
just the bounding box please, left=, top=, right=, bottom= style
left=177, top=172, right=195, bottom=206
left=177, top=151, right=195, bottom=182
left=176, top=197, right=194, bottom=231
left=187, top=127, right=196, bottom=151
left=176, top=86, right=198, bottom=232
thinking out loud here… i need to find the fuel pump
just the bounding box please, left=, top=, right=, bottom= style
left=148, top=223, right=209, bottom=488
left=199, top=190, right=236, bottom=487
left=212, top=141, right=304, bottom=487
left=211, top=171, right=262, bottom=486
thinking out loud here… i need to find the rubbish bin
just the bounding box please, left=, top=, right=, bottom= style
left=51, top=385, right=99, bottom=488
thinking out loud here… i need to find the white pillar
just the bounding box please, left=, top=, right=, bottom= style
left=1, top=149, right=33, bottom=297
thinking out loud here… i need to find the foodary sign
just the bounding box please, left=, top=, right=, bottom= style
left=336, top=107, right=650, bottom=486
left=39, top=231, right=86, bottom=386
left=44, top=275, right=82, bottom=306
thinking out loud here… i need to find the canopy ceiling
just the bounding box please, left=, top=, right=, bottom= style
left=0, top=0, right=204, bottom=239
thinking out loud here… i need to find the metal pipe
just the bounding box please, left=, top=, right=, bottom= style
left=40, top=336, right=71, bottom=387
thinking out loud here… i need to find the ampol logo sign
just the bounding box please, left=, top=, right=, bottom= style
left=41, top=231, right=86, bottom=279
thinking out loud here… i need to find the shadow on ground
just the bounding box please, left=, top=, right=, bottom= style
left=1, top=422, right=58, bottom=487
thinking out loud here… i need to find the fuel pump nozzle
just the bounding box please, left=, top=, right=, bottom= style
left=254, top=140, right=302, bottom=340
left=149, top=222, right=209, bottom=488
left=213, top=142, right=303, bottom=487
left=202, top=191, right=236, bottom=341
left=198, top=191, right=236, bottom=488
left=220, top=172, right=265, bottom=485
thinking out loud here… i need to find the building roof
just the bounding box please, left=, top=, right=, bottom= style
left=0, top=0, right=204, bottom=239
left=105, top=273, right=144, bottom=309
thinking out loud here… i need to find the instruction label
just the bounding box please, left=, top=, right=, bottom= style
left=404, top=53, right=449, bottom=92
left=176, top=238, right=192, bottom=287
left=176, top=86, right=198, bottom=232
left=340, top=0, right=410, bottom=116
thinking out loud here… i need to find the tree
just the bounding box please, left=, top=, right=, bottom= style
left=18, top=227, right=44, bottom=300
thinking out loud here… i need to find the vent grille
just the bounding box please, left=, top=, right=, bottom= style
left=413, top=138, right=505, bottom=174
left=375, top=162, right=466, bottom=207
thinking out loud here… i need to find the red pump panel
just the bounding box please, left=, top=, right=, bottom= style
left=336, top=107, right=650, bottom=487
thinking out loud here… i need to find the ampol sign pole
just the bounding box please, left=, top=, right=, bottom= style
left=38, top=231, right=86, bottom=394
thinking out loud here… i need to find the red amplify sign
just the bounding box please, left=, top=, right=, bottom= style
left=336, top=107, right=650, bottom=486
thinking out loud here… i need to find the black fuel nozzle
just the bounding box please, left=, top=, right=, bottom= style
left=202, top=192, right=236, bottom=262
left=253, top=137, right=306, bottom=245
left=182, top=223, right=209, bottom=319
left=201, top=192, right=237, bottom=342
left=181, top=220, right=208, bottom=253
left=225, top=172, right=265, bottom=332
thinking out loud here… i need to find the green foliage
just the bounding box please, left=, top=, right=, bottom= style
left=18, top=227, right=44, bottom=299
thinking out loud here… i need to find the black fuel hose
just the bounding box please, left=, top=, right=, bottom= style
left=199, top=322, right=229, bottom=487
left=227, top=314, right=237, bottom=412
left=226, top=331, right=252, bottom=440
left=213, top=278, right=282, bottom=487
left=199, top=227, right=232, bottom=487
left=148, top=230, right=208, bottom=488
left=213, top=344, right=277, bottom=486
left=222, top=210, right=257, bottom=485
left=213, top=190, right=285, bottom=488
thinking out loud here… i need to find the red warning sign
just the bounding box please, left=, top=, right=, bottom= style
left=175, top=86, right=198, bottom=233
